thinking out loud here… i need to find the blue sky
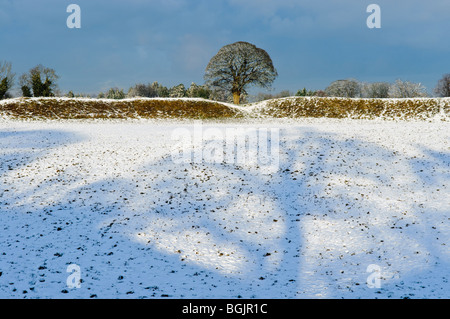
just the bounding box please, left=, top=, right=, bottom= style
left=1, top=0, right=449, bottom=96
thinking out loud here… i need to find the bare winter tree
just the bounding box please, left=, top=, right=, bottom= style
left=127, top=83, right=157, bottom=98
left=325, top=79, right=361, bottom=98
left=204, top=41, right=278, bottom=104
left=361, top=82, right=390, bottom=98
left=0, top=61, right=15, bottom=99
left=389, top=79, right=427, bottom=98
left=434, top=73, right=450, bottom=97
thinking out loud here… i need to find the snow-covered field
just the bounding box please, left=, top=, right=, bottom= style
left=0, top=118, right=448, bottom=299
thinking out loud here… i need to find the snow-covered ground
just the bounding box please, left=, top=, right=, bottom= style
left=0, top=118, right=448, bottom=299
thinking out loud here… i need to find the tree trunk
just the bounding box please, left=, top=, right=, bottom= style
left=233, top=92, right=240, bottom=105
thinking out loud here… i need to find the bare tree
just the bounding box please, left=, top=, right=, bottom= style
left=208, top=88, right=230, bottom=102
left=127, top=83, right=158, bottom=98
left=361, top=82, right=390, bottom=98
left=19, top=73, right=32, bottom=97
left=204, top=41, right=278, bottom=104
left=389, top=79, right=427, bottom=98
left=0, top=61, right=15, bottom=99
left=325, top=79, right=361, bottom=98
left=434, top=73, right=450, bottom=97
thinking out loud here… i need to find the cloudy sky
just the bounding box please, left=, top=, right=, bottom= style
left=1, top=0, right=449, bottom=96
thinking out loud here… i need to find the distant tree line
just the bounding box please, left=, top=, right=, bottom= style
left=254, top=78, right=444, bottom=102
left=288, top=79, right=431, bottom=100
left=96, top=77, right=449, bottom=102
left=0, top=62, right=60, bottom=99
left=96, top=82, right=213, bottom=100
left=322, top=78, right=430, bottom=99
left=1, top=60, right=449, bottom=102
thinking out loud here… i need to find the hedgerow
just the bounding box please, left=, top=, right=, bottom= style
left=0, top=97, right=242, bottom=120
left=0, top=96, right=448, bottom=120
left=252, top=96, right=450, bottom=120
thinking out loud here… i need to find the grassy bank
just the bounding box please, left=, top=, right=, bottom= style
left=1, top=96, right=449, bottom=120
left=0, top=97, right=242, bottom=120
left=250, top=96, right=450, bottom=120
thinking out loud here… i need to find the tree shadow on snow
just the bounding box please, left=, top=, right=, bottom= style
left=0, top=129, right=85, bottom=175
left=1, top=125, right=448, bottom=299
